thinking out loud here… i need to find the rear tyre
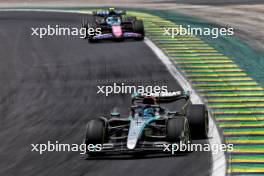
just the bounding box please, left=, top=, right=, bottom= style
left=82, top=19, right=88, bottom=28
left=88, top=21, right=97, bottom=43
left=167, top=117, right=190, bottom=144
left=186, top=104, right=208, bottom=139
left=85, top=119, right=107, bottom=156
left=125, top=16, right=137, bottom=21
left=133, top=20, right=145, bottom=40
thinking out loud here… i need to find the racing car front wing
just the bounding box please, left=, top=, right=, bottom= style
left=87, top=141, right=170, bottom=154
left=91, top=32, right=143, bottom=40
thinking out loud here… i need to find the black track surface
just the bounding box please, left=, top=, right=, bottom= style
left=0, top=11, right=211, bottom=176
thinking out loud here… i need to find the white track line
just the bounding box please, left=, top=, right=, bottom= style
left=145, top=38, right=226, bottom=176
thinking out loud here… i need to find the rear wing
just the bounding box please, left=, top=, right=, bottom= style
left=132, top=91, right=190, bottom=104
left=92, top=10, right=126, bottom=17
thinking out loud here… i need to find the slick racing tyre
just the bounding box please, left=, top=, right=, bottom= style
left=82, top=19, right=88, bottom=29
left=186, top=104, right=208, bottom=139
left=85, top=119, right=107, bottom=155
left=88, top=21, right=97, bottom=43
left=166, top=116, right=190, bottom=145
left=133, top=20, right=145, bottom=40
left=82, top=19, right=88, bottom=39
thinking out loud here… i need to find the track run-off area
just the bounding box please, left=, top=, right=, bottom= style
left=127, top=11, right=264, bottom=175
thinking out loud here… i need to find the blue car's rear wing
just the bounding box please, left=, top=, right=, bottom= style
left=131, top=91, right=190, bottom=104
left=92, top=10, right=126, bottom=17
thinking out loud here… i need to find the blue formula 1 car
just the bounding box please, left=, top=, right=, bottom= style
left=84, top=91, right=208, bottom=156
left=82, top=8, right=145, bottom=42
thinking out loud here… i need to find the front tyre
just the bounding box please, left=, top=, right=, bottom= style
left=186, top=104, right=208, bottom=139
left=167, top=117, right=190, bottom=144
left=88, top=34, right=95, bottom=43
left=85, top=119, right=107, bottom=156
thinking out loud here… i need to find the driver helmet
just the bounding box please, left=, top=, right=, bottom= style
left=143, top=105, right=154, bottom=117
left=106, top=16, right=120, bottom=25
left=142, top=96, right=156, bottom=117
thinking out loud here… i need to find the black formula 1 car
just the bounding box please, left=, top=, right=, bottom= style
left=82, top=8, right=145, bottom=42
left=84, top=91, right=208, bottom=156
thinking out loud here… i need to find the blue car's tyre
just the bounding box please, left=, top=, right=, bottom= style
left=82, top=19, right=88, bottom=39
left=88, top=22, right=97, bottom=43
left=133, top=20, right=145, bottom=40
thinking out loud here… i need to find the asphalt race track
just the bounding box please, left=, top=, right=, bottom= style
left=0, top=11, right=211, bottom=176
